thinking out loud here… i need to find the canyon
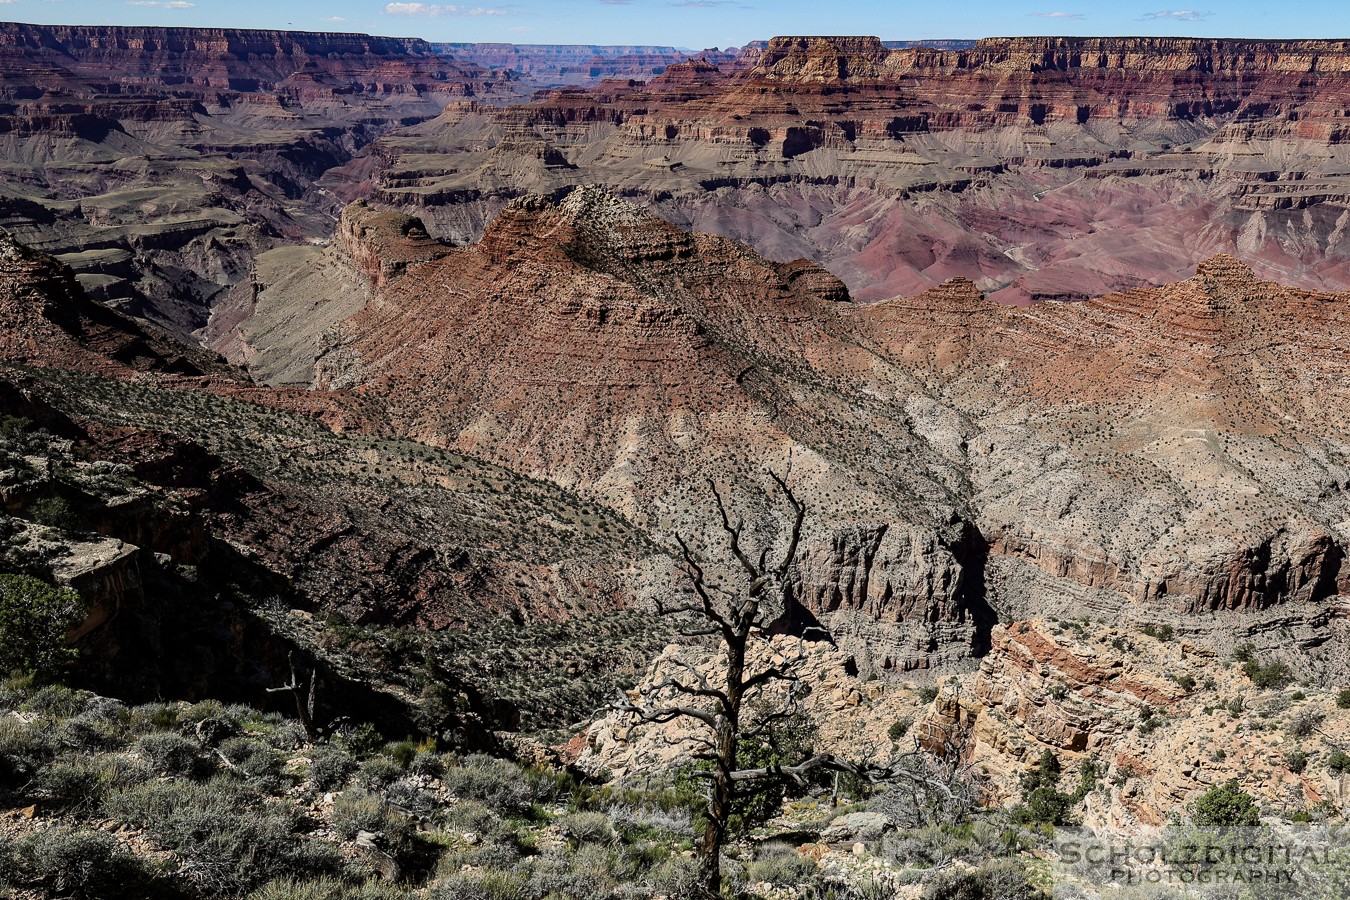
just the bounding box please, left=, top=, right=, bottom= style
left=347, top=34, right=1350, bottom=308
left=1, top=23, right=1350, bottom=846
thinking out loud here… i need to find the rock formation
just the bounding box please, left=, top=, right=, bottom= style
left=238, top=189, right=1350, bottom=674
left=343, top=35, right=1350, bottom=306
left=0, top=22, right=521, bottom=339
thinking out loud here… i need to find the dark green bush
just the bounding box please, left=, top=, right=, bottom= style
left=8, top=827, right=166, bottom=900
left=0, top=574, right=84, bottom=682
left=1337, top=689, right=1350, bottom=709
left=0, top=715, right=54, bottom=788
left=1191, top=780, right=1261, bottom=826
left=1243, top=659, right=1292, bottom=689
left=1169, top=674, right=1196, bottom=692
left=1141, top=624, right=1174, bottom=642
left=1327, top=750, right=1350, bottom=775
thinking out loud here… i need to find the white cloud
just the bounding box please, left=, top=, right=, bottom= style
left=384, top=2, right=507, bottom=14
left=1142, top=9, right=1211, bottom=21
left=127, top=0, right=196, bottom=7
left=1029, top=11, right=1084, bottom=18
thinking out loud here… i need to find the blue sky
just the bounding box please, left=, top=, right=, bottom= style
left=1, top=0, right=1345, bottom=49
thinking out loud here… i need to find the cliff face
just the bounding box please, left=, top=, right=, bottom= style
left=428, top=42, right=738, bottom=88
left=0, top=23, right=489, bottom=96
left=354, top=34, right=1350, bottom=306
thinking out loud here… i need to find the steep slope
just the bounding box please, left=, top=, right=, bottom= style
left=342, top=35, right=1350, bottom=306
left=0, top=226, right=668, bottom=733
left=0, top=227, right=226, bottom=375
left=261, top=191, right=1350, bottom=676
left=859, top=255, right=1350, bottom=622
left=312, top=189, right=991, bottom=671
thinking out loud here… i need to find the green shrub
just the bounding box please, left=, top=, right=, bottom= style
left=355, top=756, right=403, bottom=791
left=33, top=754, right=104, bottom=806
left=331, top=791, right=411, bottom=843
left=1286, top=750, right=1309, bottom=774
left=134, top=732, right=208, bottom=779
left=247, top=877, right=411, bottom=900
left=441, top=757, right=535, bottom=815
left=1169, top=674, right=1197, bottom=692
left=443, top=799, right=499, bottom=834
left=384, top=741, right=418, bottom=769
left=1328, top=751, right=1350, bottom=775
left=1243, top=660, right=1292, bottom=689
left=408, top=751, right=445, bottom=779
left=103, top=777, right=343, bottom=894
left=888, top=717, right=914, bottom=744
left=0, top=574, right=84, bottom=682
left=917, top=686, right=939, bottom=704
left=1337, top=689, right=1350, bottom=709
left=1011, top=751, right=1071, bottom=825
left=309, top=746, right=357, bottom=792
left=28, top=496, right=80, bottom=532
left=556, top=811, right=615, bottom=846
left=1191, top=780, right=1261, bottom=826
left=9, top=827, right=162, bottom=900
left=1142, top=624, right=1174, bottom=642
left=23, top=683, right=89, bottom=718
left=430, top=869, right=529, bottom=900
left=0, top=715, right=54, bottom=787
left=220, top=736, right=286, bottom=792
left=921, top=858, right=1043, bottom=899
left=747, top=843, right=816, bottom=885
left=648, top=856, right=701, bottom=897
left=57, top=699, right=130, bottom=751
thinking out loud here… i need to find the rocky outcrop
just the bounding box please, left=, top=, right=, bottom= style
left=922, top=618, right=1350, bottom=825
left=311, top=188, right=986, bottom=665
left=0, top=228, right=227, bottom=376
left=580, top=636, right=931, bottom=778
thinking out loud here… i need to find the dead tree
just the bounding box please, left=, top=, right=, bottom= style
left=612, top=473, right=975, bottom=899
left=266, top=651, right=318, bottom=738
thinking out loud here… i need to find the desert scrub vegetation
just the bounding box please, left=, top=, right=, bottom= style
left=0, top=669, right=1061, bottom=900
left=17, top=364, right=656, bottom=565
